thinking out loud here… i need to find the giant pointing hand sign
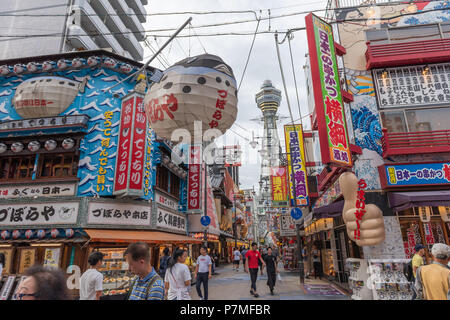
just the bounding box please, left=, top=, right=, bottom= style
left=339, top=172, right=385, bottom=246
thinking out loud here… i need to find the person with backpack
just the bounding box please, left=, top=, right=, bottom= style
left=233, top=247, right=241, bottom=271
left=164, top=248, right=192, bottom=300
left=158, top=247, right=171, bottom=279
left=406, top=244, right=426, bottom=299
left=125, top=242, right=164, bottom=300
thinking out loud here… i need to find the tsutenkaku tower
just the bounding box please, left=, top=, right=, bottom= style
left=255, top=80, right=284, bottom=187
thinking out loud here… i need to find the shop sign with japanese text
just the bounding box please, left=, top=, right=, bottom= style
left=128, top=96, right=146, bottom=193
left=374, top=63, right=450, bottom=109
left=156, top=207, right=186, bottom=233
left=284, top=124, right=309, bottom=206
left=305, top=13, right=352, bottom=167
left=0, top=183, right=75, bottom=199
left=155, top=191, right=178, bottom=211
left=379, top=162, right=450, bottom=187
left=87, top=202, right=151, bottom=226
left=188, top=145, right=201, bottom=212
left=0, top=202, right=79, bottom=226
left=270, top=167, right=289, bottom=207
left=280, top=214, right=301, bottom=236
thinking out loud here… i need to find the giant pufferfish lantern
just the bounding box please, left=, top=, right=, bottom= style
left=339, top=172, right=385, bottom=246
left=144, top=54, right=238, bottom=140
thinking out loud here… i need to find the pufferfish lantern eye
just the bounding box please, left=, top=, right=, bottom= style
left=183, top=86, right=191, bottom=93
left=197, top=77, right=206, bottom=84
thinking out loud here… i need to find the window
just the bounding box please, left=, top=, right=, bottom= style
left=170, top=174, right=180, bottom=198
left=38, top=153, right=78, bottom=178
left=0, top=156, right=35, bottom=181
left=156, top=165, right=169, bottom=192
left=381, top=106, right=450, bottom=133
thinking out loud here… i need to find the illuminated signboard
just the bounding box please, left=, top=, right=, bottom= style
left=379, top=162, right=450, bottom=188
left=305, top=13, right=352, bottom=167
left=270, top=167, right=289, bottom=207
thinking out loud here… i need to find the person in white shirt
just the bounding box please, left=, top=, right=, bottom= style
left=164, top=248, right=191, bottom=300
left=79, top=251, right=104, bottom=300
left=233, top=248, right=241, bottom=271
left=0, top=253, right=5, bottom=278
left=194, top=246, right=212, bottom=300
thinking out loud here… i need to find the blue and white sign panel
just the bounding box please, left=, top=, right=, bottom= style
left=200, top=215, right=211, bottom=227
left=385, top=162, right=450, bottom=186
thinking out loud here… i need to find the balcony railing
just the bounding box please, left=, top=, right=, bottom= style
left=381, top=128, right=450, bottom=158
left=366, top=38, right=450, bottom=69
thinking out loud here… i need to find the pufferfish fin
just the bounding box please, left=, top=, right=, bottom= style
left=214, top=64, right=233, bottom=77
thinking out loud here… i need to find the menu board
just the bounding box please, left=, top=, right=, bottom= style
left=0, top=276, right=15, bottom=300
left=374, top=63, right=450, bottom=109
left=0, top=247, right=13, bottom=274
left=18, top=248, right=36, bottom=274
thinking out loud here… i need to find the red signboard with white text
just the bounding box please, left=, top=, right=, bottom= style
left=114, top=94, right=145, bottom=197
left=128, top=97, right=146, bottom=192
left=188, top=145, right=201, bottom=212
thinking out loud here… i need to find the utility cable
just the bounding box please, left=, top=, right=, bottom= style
left=190, top=22, right=208, bottom=54
left=237, top=15, right=261, bottom=92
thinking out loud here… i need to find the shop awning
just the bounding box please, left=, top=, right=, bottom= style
left=388, top=190, right=450, bottom=212
left=85, top=229, right=203, bottom=244
left=312, top=200, right=344, bottom=219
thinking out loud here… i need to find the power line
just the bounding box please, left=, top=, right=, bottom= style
left=237, top=18, right=260, bottom=92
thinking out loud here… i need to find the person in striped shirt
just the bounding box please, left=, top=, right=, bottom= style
left=125, top=242, right=165, bottom=300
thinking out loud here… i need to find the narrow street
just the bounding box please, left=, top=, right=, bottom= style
left=190, top=264, right=350, bottom=300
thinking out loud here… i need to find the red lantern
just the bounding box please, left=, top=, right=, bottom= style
left=50, top=229, right=59, bottom=238
left=25, top=229, right=34, bottom=239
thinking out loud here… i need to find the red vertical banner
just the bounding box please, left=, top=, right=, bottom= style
left=128, top=96, right=146, bottom=192
left=188, top=145, right=201, bottom=211
left=114, top=96, right=135, bottom=194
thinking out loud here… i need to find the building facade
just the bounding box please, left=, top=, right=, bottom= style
left=305, top=0, right=450, bottom=288
left=0, top=0, right=147, bottom=61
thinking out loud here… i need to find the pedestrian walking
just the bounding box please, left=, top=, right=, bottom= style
left=263, top=247, right=278, bottom=295
left=164, top=248, right=192, bottom=300
left=245, top=242, right=266, bottom=298
left=241, top=246, right=248, bottom=272
left=158, top=247, right=171, bottom=279
left=259, top=248, right=266, bottom=276
left=312, top=244, right=322, bottom=279
left=195, top=246, right=212, bottom=300
left=79, top=251, right=104, bottom=300
left=14, top=265, right=69, bottom=300
left=415, top=243, right=450, bottom=300
left=233, top=247, right=241, bottom=271
left=125, top=242, right=164, bottom=300
left=407, top=244, right=426, bottom=299
left=302, top=247, right=310, bottom=279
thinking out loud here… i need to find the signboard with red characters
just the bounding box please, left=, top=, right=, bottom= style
left=114, top=93, right=145, bottom=197
left=305, top=13, right=352, bottom=167
left=354, top=179, right=367, bottom=241
left=188, top=145, right=202, bottom=212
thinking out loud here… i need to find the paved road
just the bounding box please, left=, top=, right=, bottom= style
left=189, top=264, right=351, bottom=300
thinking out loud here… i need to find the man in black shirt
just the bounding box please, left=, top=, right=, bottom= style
left=263, top=247, right=278, bottom=295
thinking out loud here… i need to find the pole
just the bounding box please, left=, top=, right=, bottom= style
left=234, top=196, right=237, bottom=249
left=106, top=17, right=193, bottom=92
left=203, top=149, right=208, bottom=248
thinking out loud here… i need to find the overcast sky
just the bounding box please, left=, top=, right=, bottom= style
left=143, top=0, right=328, bottom=190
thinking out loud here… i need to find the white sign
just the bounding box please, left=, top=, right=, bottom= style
left=43, top=247, right=61, bottom=268
left=0, top=202, right=79, bottom=226
left=0, top=184, right=76, bottom=199
left=0, top=276, right=16, bottom=300
left=87, top=202, right=151, bottom=226
left=280, top=215, right=300, bottom=237
left=156, top=206, right=186, bottom=233
left=374, top=63, right=450, bottom=109
left=155, top=191, right=178, bottom=211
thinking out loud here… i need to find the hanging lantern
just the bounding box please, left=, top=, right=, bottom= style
left=36, top=229, right=46, bottom=239
left=50, top=228, right=59, bottom=238
left=11, top=142, right=24, bottom=153
left=57, top=59, right=68, bottom=69
left=14, top=64, right=25, bottom=73
left=28, top=141, right=41, bottom=152
left=71, top=58, right=83, bottom=68
left=25, top=229, right=34, bottom=239
left=0, top=65, right=10, bottom=75
left=26, top=62, right=38, bottom=72
left=13, top=76, right=84, bottom=118
left=42, top=61, right=54, bottom=71
left=1, top=230, right=10, bottom=240
left=0, top=143, right=7, bottom=153
left=65, top=228, right=74, bottom=238
left=144, top=54, right=238, bottom=141
left=62, top=138, right=75, bottom=149
left=119, top=63, right=133, bottom=73
left=103, top=58, right=117, bottom=68
left=438, top=206, right=450, bottom=222
left=87, top=56, right=100, bottom=66
left=44, top=140, right=57, bottom=151
left=12, top=230, right=21, bottom=239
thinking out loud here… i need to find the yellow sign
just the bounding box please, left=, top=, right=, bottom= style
left=19, top=248, right=36, bottom=274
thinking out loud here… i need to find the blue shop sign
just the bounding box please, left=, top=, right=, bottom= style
left=383, top=162, right=450, bottom=186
